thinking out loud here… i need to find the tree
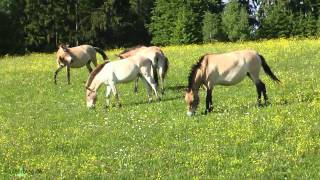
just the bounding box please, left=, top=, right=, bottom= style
left=149, top=0, right=224, bottom=45
left=0, top=0, right=25, bottom=54
left=222, top=0, right=251, bottom=41
left=258, top=3, right=293, bottom=39
left=202, top=11, right=223, bottom=42
left=170, top=7, right=198, bottom=44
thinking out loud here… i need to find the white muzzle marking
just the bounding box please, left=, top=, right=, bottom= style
left=187, top=111, right=194, bottom=117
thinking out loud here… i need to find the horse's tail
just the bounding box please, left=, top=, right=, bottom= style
left=151, top=64, right=159, bottom=87
left=162, top=56, right=169, bottom=79
left=94, top=47, right=108, bottom=61
left=259, top=54, right=281, bottom=84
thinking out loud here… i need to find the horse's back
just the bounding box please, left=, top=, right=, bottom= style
left=206, top=50, right=260, bottom=85
left=68, top=45, right=96, bottom=67
left=103, top=59, right=139, bottom=83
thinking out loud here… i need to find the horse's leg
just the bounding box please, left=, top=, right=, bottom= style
left=134, top=76, right=139, bottom=93
left=158, top=68, right=165, bottom=95
left=255, top=80, right=267, bottom=107
left=66, top=64, right=71, bottom=84
left=259, top=80, right=268, bottom=106
left=86, top=61, right=93, bottom=73
left=140, top=76, right=153, bottom=102
left=205, top=88, right=213, bottom=114
left=143, top=74, right=160, bottom=101
left=92, top=57, right=98, bottom=67
left=248, top=70, right=267, bottom=107
left=110, top=83, right=121, bottom=107
left=105, top=85, right=112, bottom=108
left=54, top=65, right=64, bottom=84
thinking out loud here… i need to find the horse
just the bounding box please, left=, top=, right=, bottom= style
left=185, top=50, right=281, bottom=116
left=54, top=44, right=108, bottom=84
left=85, top=55, right=160, bottom=108
left=117, top=46, right=169, bottom=94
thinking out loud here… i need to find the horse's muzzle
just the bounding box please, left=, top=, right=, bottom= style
left=187, top=111, right=195, bottom=117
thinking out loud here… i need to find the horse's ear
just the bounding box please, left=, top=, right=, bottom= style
left=85, top=86, right=94, bottom=92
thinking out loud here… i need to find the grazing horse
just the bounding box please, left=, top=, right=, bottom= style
left=54, top=44, right=108, bottom=84
left=185, top=50, right=281, bottom=116
left=117, top=46, right=169, bottom=94
left=85, top=55, right=160, bottom=108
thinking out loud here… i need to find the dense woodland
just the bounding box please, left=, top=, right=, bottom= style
left=1, top=0, right=320, bottom=54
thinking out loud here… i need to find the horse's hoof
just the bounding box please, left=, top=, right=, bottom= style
left=265, top=101, right=271, bottom=106
left=257, top=103, right=263, bottom=108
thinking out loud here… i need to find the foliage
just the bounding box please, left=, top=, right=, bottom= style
left=3, top=0, right=320, bottom=53
left=202, top=11, right=223, bottom=42
left=0, top=39, right=320, bottom=178
left=221, top=0, right=251, bottom=41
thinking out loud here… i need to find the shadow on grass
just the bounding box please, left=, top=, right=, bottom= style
left=165, top=85, right=186, bottom=92
left=124, top=95, right=183, bottom=107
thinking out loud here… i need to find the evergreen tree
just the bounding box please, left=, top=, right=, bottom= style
left=258, top=3, right=293, bottom=39
left=222, top=0, right=251, bottom=41
left=149, top=0, right=222, bottom=45
left=304, top=12, right=317, bottom=37
left=202, top=11, right=223, bottom=42
left=0, top=0, right=25, bottom=54
left=170, top=7, right=198, bottom=44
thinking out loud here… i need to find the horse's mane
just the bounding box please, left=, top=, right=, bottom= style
left=86, top=61, right=110, bottom=88
left=59, top=44, right=70, bottom=52
left=118, top=45, right=144, bottom=56
left=187, top=54, right=207, bottom=91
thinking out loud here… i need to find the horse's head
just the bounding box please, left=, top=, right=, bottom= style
left=86, top=87, right=97, bottom=108
left=57, top=44, right=72, bottom=64
left=185, top=89, right=199, bottom=116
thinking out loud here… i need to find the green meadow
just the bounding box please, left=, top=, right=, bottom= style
left=0, top=39, right=320, bottom=178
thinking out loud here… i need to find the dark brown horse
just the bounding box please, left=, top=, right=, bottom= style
left=185, top=50, right=281, bottom=116
left=54, top=44, right=108, bottom=84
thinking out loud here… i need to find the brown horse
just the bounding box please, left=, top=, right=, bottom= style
left=185, top=50, right=281, bottom=116
left=117, top=46, right=169, bottom=94
left=54, top=44, right=108, bottom=84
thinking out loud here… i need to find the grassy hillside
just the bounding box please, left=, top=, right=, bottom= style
left=0, top=39, right=320, bottom=178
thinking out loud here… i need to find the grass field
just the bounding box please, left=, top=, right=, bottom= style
left=0, top=39, right=320, bottom=178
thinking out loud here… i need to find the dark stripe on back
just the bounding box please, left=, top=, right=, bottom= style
left=187, top=54, right=207, bottom=91
left=86, top=61, right=109, bottom=88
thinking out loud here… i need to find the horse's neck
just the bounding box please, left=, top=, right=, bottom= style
left=193, top=69, right=204, bottom=90
left=90, top=77, right=103, bottom=91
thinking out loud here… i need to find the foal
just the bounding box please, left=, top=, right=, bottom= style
left=85, top=55, right=160, bottom=108
left=54, top=44, right=108, bottom=84
left=185, top=50, right=281, bottom=116
left=117, top=46, right=169, bottom=94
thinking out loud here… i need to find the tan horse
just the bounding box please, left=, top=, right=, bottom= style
left=185, top=50, right=281, bottom=116
left=85, top=55, right=160, bottom=108
left=117, top=46, right=169, bottom=94
left=54, top=44, right=108, bottom=84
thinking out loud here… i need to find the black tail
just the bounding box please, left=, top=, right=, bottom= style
left=94, top=47, right=108, bottom=61
left=152, top=65, right=159, bottom=87
left=162, top=56, right=169, bottom=79
left=259, top=54, right=281, bottom=83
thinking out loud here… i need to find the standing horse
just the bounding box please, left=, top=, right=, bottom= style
left=185, top=50, right=281, bottom=116
left=54, top=44, right=108, bottom=84
left=117, top=46, right=169, bottom=94
left=85, top=55, right=160, bottom=108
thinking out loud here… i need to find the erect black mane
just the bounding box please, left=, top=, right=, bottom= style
left=187, top=54, right=207, bottom=91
